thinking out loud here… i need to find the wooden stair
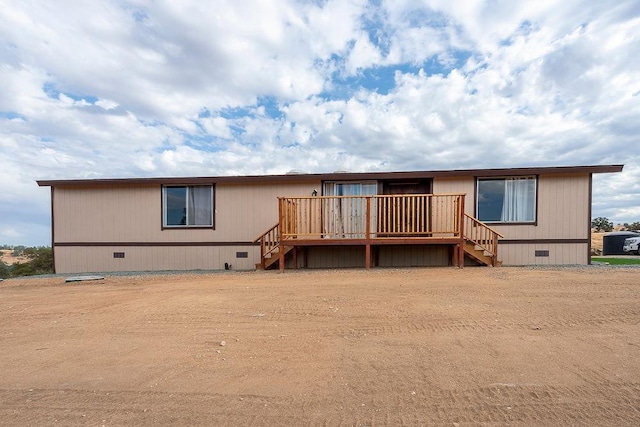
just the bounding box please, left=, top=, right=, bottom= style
left=254, top=223, right=295, bottom=270
left=462, top=214, right=504, bottom=266
left=259, top=245, right=293, bottom=270
left=464, top=242, right=499, bottom=266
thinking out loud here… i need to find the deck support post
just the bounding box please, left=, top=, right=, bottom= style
left=279, top=244, right=285, bottom=272
left=365, top=244, right=371, bottom=269
left=278, top=198, right=285, bottom=272
left=293, top=247, right=298, bottom=269
left=458, top=195, right=465, bottom=268
left=365, top=197, right=372, bottom=269
left=259, top=239, right=265, bottom=270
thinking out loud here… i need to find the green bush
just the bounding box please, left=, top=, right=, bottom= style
left=0, top=261, right=9, bottom=279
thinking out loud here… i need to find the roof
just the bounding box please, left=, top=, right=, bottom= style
left=37, top=164, right=624, bottom=187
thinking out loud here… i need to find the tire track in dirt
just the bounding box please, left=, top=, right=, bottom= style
left=235, top=300, right=640, bottom=338
left=2, top=381, right=638, bottom=426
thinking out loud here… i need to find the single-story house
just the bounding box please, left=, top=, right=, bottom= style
left=37, top=164, right=623, bottom=273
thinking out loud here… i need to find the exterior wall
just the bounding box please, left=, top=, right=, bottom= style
left=432, top=177, right=475, bottom=215
left=435, top=173, right=591, bottom=265
left=53, top=181, right=318, bottom=273
left=54, top=182, right=317, bottom=243
left=51, top=170, right=594, bottom=272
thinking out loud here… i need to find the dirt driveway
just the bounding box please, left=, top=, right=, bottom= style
left=1, top=268, right=639, bottom=426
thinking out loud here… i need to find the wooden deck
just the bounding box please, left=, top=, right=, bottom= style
left=255, top=194, right=502, bottom=270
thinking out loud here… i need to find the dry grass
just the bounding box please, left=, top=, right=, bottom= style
left=0, top=249, right=30, bottom=265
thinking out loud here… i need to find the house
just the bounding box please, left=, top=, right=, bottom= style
left=37, top=164, right=623, bottom=273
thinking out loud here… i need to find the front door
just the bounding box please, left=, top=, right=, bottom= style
left=380, top=180, right=432, bottom=235
left=382, top=180, right=431, bottom=195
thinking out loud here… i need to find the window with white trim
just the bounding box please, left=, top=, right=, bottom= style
left=162, top=185, right=214, bottom=227
left=476, top=177, right=536, bottom=223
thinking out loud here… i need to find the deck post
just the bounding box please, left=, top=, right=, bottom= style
left=293, top=247, right=298, bottom=269
left=365, top=197, right=372, bottom=269
left=458, top=195, right=465, bottom=268
left=278, top=198, right=285, bottom=273
left=260, top=237, right=265, bottom=270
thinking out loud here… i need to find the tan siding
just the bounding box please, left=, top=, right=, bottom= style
left=434, top=174, right=590, bottom=265
left=500, top=243, right=588, bottom=265
left=432, top=177, right=475, bottom=215
left=54, top=186, right=158, bottom=243
left=492, top=174, right=590, bottom=240
left=54, top=182, right=318, bottom=244
left=433, top=174, right=589, bottom=241
left=53, top=182, right=317, bottom=272
left=216, top=182, right=316, bottom=241
left=54, top=245, right=261, bottom=273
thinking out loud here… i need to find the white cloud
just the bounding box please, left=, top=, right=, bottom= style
left=0, top=0, right=639, bottom=246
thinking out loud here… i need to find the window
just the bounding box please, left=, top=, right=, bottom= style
left=322, top=181, right=377, bottom=238
left=323, top=181, right=377, bottom=197
left=162, top=185, right=214, bottom=228
left=476, top=177, right=536, bottom=223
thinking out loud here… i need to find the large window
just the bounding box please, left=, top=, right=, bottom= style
left=163, top=185, right=214, bottom=228
left=476, top=177, right=536, bottom=223
left=322, top=181, right=377, bottom=238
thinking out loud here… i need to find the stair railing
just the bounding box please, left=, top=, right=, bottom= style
left=463, top=214, right=504, bottom=262
left=253, top=222, right=280, bottom=269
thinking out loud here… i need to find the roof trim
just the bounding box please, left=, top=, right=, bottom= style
left=36, top=164, right=624, bottom=187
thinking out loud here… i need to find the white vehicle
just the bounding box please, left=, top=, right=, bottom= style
left=622, top=236, right=640, bottom=255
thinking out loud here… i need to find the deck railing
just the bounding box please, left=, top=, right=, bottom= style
left=278, top=194, right=465, bottom=240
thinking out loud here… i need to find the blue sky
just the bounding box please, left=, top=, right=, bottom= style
left=1, top=0, right=639, bottom=246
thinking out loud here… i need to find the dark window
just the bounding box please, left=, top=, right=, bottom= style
left=163, top=185, right=214, bottom=227
left=477, top=177, right=536, bottom=223
left=113, top=252, right=125, bottom=258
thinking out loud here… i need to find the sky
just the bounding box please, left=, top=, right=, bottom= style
left=1, top=0, right=639, bottom=246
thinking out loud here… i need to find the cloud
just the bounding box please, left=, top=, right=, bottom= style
left=0, top=0, right=639, bottom=245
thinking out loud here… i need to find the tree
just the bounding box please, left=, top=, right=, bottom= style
left=626, top=222, right=640, bottom=231
left=12, top=245, right=26, bottom=256
left=591, top=217, right=613, bottom=232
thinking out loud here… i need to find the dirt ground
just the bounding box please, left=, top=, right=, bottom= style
left=1, top=268, right=639, bottom=426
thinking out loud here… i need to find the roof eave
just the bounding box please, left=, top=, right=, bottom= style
left=36, top=164, right=624, bottom=187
